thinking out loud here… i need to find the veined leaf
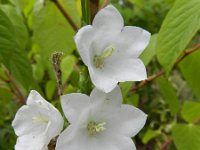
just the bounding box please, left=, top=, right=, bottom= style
left=173, top=124, right=200, bottom=150
left=156, top=0, right=200, bottom=73
left=181, top=101, right=200, bottom=123
left=32, top=1, right=77, bottom=70
left=0, top=8, right=33, bottom=90
left=179, top=49, right=200, bottom=99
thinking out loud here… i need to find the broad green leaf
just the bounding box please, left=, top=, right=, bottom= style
left=142, top=129, right=160, bottom=144
left=140, top=34, right=157, bottom=66
left=173, top=124, right=200, bottom=150
left=0, top=4, right=29, bottom=50
left=32, top=1, right=76, bottom=69
left=32, top=54, right=44, bottom=81
left=11, top=0, right=35, bottom=16
left=156, top=0, right=200, bottom=73
left=179, top=49, right=200, bottom=99
left=181, top=101, right=200, bottom=123
left=61, top=55, right=77, bottom=84
left=157, top=77, right=179, bottom=115
left=45, top=80, right=56, bottom=100
left=0, top=9, right=33, bottom=90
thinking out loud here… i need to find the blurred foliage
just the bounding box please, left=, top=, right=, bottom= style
left=0, top=0, right=200, bottom=149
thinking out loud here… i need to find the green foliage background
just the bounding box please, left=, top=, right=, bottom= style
left=0, top=0, right=200, bottom=149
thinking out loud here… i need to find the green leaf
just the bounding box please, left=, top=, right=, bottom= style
left=172, top=124, right=200, bottom=150
left=140, top=34, right=157, bottom=66
left=157, top=77, right=179, bottom=115
left=32, top=1, right=76, bottom=69
left=181, top=101, right=200, bottom=123
left=0, top=8, right=33, bottom=90
left=61, top=55, right=77, bottom=84
left=0, top=4, right=29, bottom=50
left=156, top=0, right=200, bottom=73
left=179, top=49, right=200, bottom=99
left=45, top=80, right=56, bottom=100
left=142, top=129, right=160, bottom=144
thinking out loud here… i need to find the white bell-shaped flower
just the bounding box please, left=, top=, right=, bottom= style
left=12, top=90, right=64, bottom=150
left=56, top=86, right=147, bottom=150
left=75, top=5, right=151, bottom=93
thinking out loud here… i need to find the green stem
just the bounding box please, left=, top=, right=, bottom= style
left=81, top=0, right=91, bottom=25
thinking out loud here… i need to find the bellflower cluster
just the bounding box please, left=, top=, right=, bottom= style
left=12, top=4, right=150, bottom=150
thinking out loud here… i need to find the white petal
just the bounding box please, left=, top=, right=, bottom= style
left=106, top=58, right=147, bottom=82
left=12, top=90, right=64, bottom=141
left=56, top=125, right=89, bottom=150
left=116, top=26, right=151, bottom=58
left=12, top=105, right=48, bottom=136
left=56, top=125, right=117, bottom=150
left=92, top=5, right=123, bottom=32
left=113, top=105, right=147, bottom=137
left=61, top=93, right=90, bottom=124
left=15, top=134, right=48, bottom=150
left=88, top=66, right=118, bottom=93
left=26, top=90, right=45, bottom=105
left=74, top=25, right=94, bottom=65
left=90, top=85, right=122, bottom=107
left=104, top=132, right=136, bottom=150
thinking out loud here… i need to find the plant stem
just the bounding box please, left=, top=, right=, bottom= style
left=100, top=0, right=108, bottom=9
left=81, top=0, right=91, bottom=25
left=4, top=70, right=25, bottom=104
left=90, top=0, right=99, bottom=21
left=52, top=0, right=78, bottom=31
left=130, top=43, right=200, bottom=93
left=52, top=52, right=63, bottom=96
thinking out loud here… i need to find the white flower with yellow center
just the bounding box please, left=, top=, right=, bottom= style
left=75, top=5, right=151, bottom=93
left=56, top=86, right=147, bottom=150
left=12, top=90, right=64, bottom=150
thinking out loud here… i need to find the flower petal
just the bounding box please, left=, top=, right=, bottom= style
left=56, top=125, right=89, bottom=150
left=15, top=134, right=48, bottom=150
left=61, top=93, right=90, bottom=124
left=92, top=5, right=123, bottom=32
left=106, top=58, right=147, bottom=82
left=90, top=85, right=122, bottom=107
left=116, top=26, right=151, bottom=58
left=74, top=25, right=94, bottom=65
left=12, top=90, right=64, bottom=141
left=12, top=105, right=48, bottom=136
left=104, top=133, right=136, bottom=150
left=88, top=66, right=118, bottom=93
left=112, top=105, right=147, bottom=137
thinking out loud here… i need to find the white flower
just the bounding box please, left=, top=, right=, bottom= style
left=12, top=90, right=64, bottom=150
left=75, top=5, right=150, bottom=93
left=56, top=86, right=147, bottom=150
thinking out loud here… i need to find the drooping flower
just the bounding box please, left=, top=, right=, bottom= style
left=12, top=90, right=64, bottom=150
left=56, top=86, right=147, bottom=150
left=75, top=5, right=151, bottom=93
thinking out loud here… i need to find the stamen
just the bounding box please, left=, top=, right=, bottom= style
left=32, top=112, right=48, bottom=124
left=93, top=45, right=116, bottom=69
left=87, top=121, right=106, bottom=136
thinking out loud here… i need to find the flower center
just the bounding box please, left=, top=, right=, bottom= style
left=93, top=45, right=116, bottom=69
left=87, top=121, right=106, bottom=136
left=32, top=112, right=48, bottom=124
